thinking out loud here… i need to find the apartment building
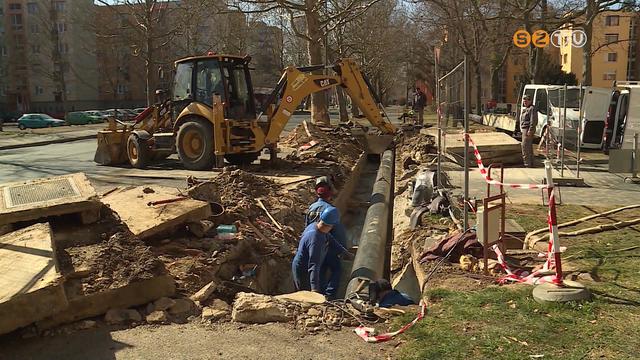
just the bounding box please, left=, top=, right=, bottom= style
left=561, top=10, right=640, bottom=87
left=0, top=0, right=99, bottom=116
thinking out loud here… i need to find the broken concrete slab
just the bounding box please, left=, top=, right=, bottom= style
left=101, top=186, right=212, bottom=240
left=232, top=292, right=291, bottom=324
left=0, top=173, right=100, bottom=227
left=146, top=310, right=169, bottom=324
left=0, top=223, right=68, bottom=335
left=105, top=308, right=142, bottom=325
left=36, top=274, right=175, bottom=330
left=275, top=291, right=326, bottom=305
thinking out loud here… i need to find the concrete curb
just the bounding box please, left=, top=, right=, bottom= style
left=0, top=134, right=96, bottom=151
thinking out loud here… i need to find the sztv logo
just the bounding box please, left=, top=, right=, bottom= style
left=513, top=29, right=587, bottom=48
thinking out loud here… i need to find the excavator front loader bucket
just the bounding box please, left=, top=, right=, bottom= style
left=94, top=119, right=131, bottom=165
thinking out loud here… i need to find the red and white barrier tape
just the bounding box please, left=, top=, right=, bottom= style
left=465, top=133, right=547, bottom=189
left=465, top=133, right=563, bottom=285
left=354, top=301, right=427, bottom=343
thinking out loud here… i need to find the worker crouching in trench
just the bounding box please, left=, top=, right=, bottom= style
left=292, top=178, right=353, bottom=298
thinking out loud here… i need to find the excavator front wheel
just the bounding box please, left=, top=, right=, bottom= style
left=177, top=118, right=215, bottom=170
left=127, top=134, right=150, bottom=169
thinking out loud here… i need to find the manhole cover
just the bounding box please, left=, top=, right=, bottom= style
left=4, top=178, right=81, bottom=208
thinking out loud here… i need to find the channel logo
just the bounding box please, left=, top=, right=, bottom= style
left=513, top=29, right=587, bottom=48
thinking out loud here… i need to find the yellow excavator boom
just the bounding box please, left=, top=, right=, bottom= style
left=263, top=58, right=396, bottom=146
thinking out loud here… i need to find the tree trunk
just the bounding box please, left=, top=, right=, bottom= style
left=305, top=0, right=330, bottom=125
left=490, top=68, right=500, bottom=101
left=337, top=87, right=349, bottom=122
left=145, top=38, right=153, bottom=106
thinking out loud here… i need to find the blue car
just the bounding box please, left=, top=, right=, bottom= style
left=17, top=113, right=66, bottom=130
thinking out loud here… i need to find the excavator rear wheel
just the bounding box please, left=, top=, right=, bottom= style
left=127, top=134, right=150, bottom=169
left=177, top=118, right=215, bottom=170
left=224, top=152, right=260, bottom=165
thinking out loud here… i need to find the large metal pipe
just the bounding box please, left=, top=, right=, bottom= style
left=346, top=149, right=394, bottom=296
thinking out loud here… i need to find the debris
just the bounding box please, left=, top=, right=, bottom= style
left=201, top=300, right=231, bottom=321
left=101, top=186, right=211, bottom=240
left=231, top=292, right=291, bottom=324
left=168, top=298, right=195, bottom=316
left=187, top=220, right=215, bottom=238
left=75, top=320, right=97, bottom=330
left=275, top=291, right=326, bottom=304
left=146, top=310, right=169, bottom=324
left=256, top=198, right=283, bottom=230
left=307, top=308, right=322, bottom=317
left=105, top=308, right=142, bottom=325
left=0, top=223, right=68, bottom=336
left=190, top=281, right=218, bottom=303
left=147, top=197, right=187, bottom=207
left=0, top=173, right=100, bottom=227
left=153, top=297, right=176, bottom=312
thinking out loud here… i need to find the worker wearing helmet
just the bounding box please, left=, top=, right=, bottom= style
left=292, top=207, right=351, bottom=294
left=305, top=177, right=349, bottom=299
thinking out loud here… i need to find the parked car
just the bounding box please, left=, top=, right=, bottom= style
left=66, top=111, right=103, bottom=125
left=85, top=110, right=109, bottom=122
left=17, top=113, right=66, bottom=129
left=133, top=107, right=147, bottom=114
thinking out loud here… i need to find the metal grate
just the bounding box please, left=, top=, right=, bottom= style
left=4, top=178, right=80, bottom=208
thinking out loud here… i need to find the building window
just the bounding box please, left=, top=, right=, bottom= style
left=57, top=22, right=66, bottom=33
left=605, top=15, right=620, bottom=26
left=1, top=46, right=7, bottom=56
left=563, top=54, right=568, bottom=64
left=0, top=85, right=6, bottom=96
left=605, top=33, right=619, bottom=44
left=603, top=72, right=617, bottom=80
left=31, top=44, right=39, bottom=53
left=54, top=1, right=64, bottom=12
left=8, top=3, right=21, bottom=10
left=117, top=84, right=129, bottom=94
left=608, top=53, right=618, bottom=62
left=11, top=14, right=23, bottom=31
left=30, top=23, right=38, bottom=33
left=27, top=2, right=37, bottom=14
left=34, top=85, right=44, bottom=95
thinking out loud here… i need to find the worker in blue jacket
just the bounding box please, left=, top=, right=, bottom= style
left=305, top=178, right=349, bottom=299
left=293, top=207, right=351, bottom=294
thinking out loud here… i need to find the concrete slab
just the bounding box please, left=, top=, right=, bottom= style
left=0, top=173, right=100, bottom=226
left=101, top=186, right=212, bottom=240
left=36, top=275, right=175, bottom=330
left=0, top=223, right=68, bottom=335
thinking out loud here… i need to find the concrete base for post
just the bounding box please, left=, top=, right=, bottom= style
left=624, top=176, right=640, bottom=184
left=532, top=280, right=591, bottom=304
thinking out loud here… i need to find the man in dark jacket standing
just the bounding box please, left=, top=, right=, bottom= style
left=520, top=95, right=538, bottom=167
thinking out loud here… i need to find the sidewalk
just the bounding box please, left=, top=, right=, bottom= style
left=0, top=124, right=103, bottom=150
left=447, top=166, right=640, bottom=207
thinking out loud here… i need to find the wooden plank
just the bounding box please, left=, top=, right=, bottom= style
left=0, top=173, right=100, bottom=226
left=0, top=223, right=68, bottom=335
left=102, top=186, right=212, bottom=240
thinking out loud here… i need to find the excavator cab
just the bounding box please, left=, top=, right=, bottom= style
left=172, top=56, right=256, bottom=121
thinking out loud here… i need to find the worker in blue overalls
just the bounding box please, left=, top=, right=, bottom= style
left=292, top=207, right=351, bottom=294
left=304, top=177, right=350, bottom=299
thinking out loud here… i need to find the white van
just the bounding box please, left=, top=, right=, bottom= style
left=603, top=81, right=640, bottom=153
left=519, top=85, right=610, bottom=149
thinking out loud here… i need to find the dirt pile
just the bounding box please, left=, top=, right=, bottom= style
left=62, top=231, right=166, bottom=295
left=281, top=121, right=363, bottom=163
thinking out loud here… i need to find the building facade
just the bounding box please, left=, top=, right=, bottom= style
left=561, top=10, right=640, bottom=87
left=0, top=0, right=98, bottom=117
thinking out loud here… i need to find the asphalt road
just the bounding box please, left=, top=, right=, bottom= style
left=0, top=114, right=320, bottom=191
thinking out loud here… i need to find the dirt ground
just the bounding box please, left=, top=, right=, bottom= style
left=0, top=322, right=396, bottom=360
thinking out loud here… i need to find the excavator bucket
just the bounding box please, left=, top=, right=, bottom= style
left=350, top=128, right=394, bottom=155
left=94, top=119, right=131, bottom=166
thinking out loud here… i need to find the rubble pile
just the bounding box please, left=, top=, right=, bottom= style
left=62, top=231, right=166, bottom=294
left=281, top=122, right=364, bottom=190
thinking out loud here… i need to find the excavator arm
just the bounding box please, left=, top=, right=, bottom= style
left=263, top=58, right=396, bottom=145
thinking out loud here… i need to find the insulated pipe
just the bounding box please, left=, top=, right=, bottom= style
left=346, top=149, right=394, bottom=296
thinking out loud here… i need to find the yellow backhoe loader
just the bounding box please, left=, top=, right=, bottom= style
left=94, top=53, right=396, bottom=170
